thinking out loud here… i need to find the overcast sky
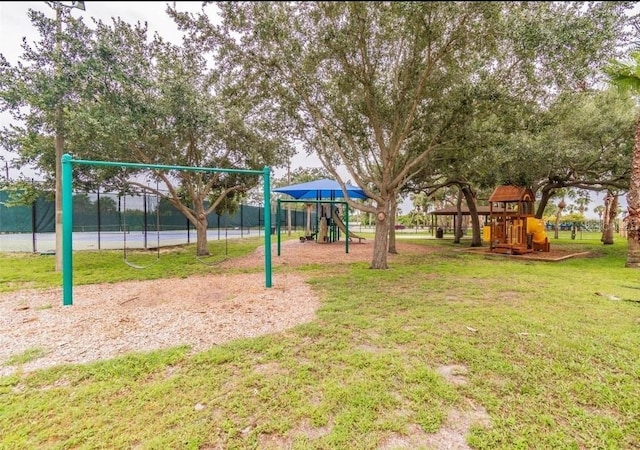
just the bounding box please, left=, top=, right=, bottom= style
left=0, top=2, right=213, bottom=174
left=0, top=2, right=614, bottom=217
left=0, top=1, right=208, bottom=61
left=0, top=1, right=327, bottom=185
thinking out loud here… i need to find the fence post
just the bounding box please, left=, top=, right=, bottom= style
left=31, top=198, right=37, bottom=253
left=97, top=188, right=101, bottom=250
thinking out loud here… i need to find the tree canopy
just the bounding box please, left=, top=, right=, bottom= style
left=178, top=1, right=636, bottom=268
left=1, top=1, right=637, bottom=269
left=0, top=4, right=290, bottom=257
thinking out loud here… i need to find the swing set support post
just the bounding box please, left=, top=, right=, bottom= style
left=263, top=166, right=272, bottom=288
left=62, top=154, right=73, bottom=306
left=61, top=153, right=273, bottom=306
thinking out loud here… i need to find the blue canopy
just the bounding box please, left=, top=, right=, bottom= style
left=273, top=178, right=368, bottom=200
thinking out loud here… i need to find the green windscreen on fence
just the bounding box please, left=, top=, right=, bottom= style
left=0, top=191, right=55, bottom=233
left=0, top=189, right=313, bottom=234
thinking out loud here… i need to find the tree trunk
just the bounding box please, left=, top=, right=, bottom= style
left=601, top=192, right=611, bottom=243
left=54, top=7, right=63, bottom=272
left=196, top=214, right=209, bottom=256
left=554, top=202, right=565, bottom=239
left=626, top=115, right=640, bottom=267
left=371, top=206, right=391, bottom=269
left=287, top=163, right=292, bottom=236
left=454, top=191, right=463, bottom=244
left=388, top=198, right=398, bottom=254
left=306, top=204, right=312, bottom=235
left=461, top=185, right=482, bottom=247
left=602, top=192, right=617, bottom=245
left=536, top=190, right=549, bottom=219
left=55, top=126, right=63, bottom=271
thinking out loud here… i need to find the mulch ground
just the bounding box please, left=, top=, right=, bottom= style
left=459, top=246, right=591, bottom=261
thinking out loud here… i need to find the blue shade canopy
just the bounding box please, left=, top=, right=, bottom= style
left=273, top=178, right=369, bottom=200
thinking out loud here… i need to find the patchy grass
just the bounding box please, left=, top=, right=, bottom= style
left=1, top=236, right=639, bottom=449
left=4, top=348, right=46, bottom=366
left=0, top=237, right=268, bottom=292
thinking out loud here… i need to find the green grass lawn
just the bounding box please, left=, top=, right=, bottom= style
left=1, top=234, right=639, bottom=449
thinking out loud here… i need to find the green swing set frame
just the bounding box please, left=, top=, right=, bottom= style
left=61, top=153, right=273, bottom=306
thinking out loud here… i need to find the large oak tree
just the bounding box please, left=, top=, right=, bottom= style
left=177, top=1, right=634, bottom=268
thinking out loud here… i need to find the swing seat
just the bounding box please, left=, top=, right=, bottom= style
left=124, top=260, right=157, bottom=270
left=124, top=247, right=161, bottom=269
left=121, top=189, right=161, bottom=269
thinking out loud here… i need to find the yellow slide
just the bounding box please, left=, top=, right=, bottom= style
left=331, top=209, right=366, bottom=242
left=526, top=218, right=548, bottom=244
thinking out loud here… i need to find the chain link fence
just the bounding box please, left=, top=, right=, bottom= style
left=0, top=189, right=313, bottom=252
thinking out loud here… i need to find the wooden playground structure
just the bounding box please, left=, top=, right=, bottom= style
left=485, top=186, right=550, bottom=255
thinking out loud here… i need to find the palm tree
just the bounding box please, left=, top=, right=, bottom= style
left=554, top=198, right=567, bottom=239
left=594, top=204, right=605, bottom=231
left=575, top=192, right=591, bottom=216
left=602, top=191, right=619, bottom=245
left=605, top=51, right=640, bottom=267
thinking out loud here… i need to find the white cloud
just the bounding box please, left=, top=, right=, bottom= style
left=1, top=1, right=208, bottom=66
left=0, top=1, right=208, bottom=174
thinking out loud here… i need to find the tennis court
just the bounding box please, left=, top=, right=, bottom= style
left=0, top=228, right=265, bottom=253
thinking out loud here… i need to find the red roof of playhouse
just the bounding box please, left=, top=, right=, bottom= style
left=488, top=186, right=535, bottom=203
